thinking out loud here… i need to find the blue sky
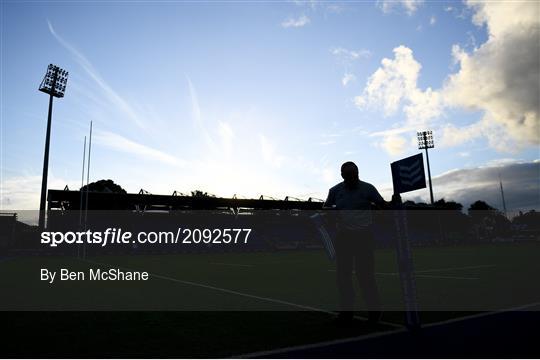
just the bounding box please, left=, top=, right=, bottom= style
left=1, top=1, right=539, bottom=211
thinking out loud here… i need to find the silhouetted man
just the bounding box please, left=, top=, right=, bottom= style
left=324, top=161, right=386, bottom=325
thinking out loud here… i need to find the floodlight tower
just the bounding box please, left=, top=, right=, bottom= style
left=417, top=130, right=435, bottom=205
left=38, top=64, right=69, bottom=229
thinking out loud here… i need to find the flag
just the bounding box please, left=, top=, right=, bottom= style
left=309, top=213, right=335, bottom=261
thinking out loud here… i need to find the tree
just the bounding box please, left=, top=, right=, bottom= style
left=468, top=200, right=495, bottom=213
left=191, top=190, right=214, bottom=197
left=80, top=179, right=126, bottom=194
left=468, top=200, right=510, bottom=239
left=512, top=210, right=539, bottom=230
left=434, top=198, right=463, bottom=211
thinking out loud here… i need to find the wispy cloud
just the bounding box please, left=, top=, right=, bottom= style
left=379, top=0, right=424, bottom=15
left=292, top=0, right=318, bottom=10
left=186, top=76, right=201, bottom=121
left=95, top=130, right=186, bottom=167
left=341, top=73, right=356, bottom=86
left=326, top=4, right=345, bottom=14
left=330, top=47, right=371, bottom=86
left=331, top=47, right=371, bottom=61
left=281, top=15, right=310, bottom=28
left=186, top=76, right=218, bottom=151
left=332, top=48, right=369, bottom=89
left=368, top=126, right=417, bottom=138
left=259, top=134, right=286, bottom=168
left=47, top=20, right=146, bottom=129
left=218, top=121, right=235, bottom=154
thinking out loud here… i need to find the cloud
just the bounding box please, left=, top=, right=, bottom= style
left=379, top=0, right=424, bottom=15
left=281, top=15, right=310, bottom=28
left=369, top=125, right=417, bottom=138
left=186, top=76, right=218, bottom=151
left=331, top=47, right=371, bottom=61
left=438, top=121, right=483, bottom=148
left=47, top=20, right=146, bottom=129
left=95, top=130, right=186, bottom=167
left=353, top=95, right=366, bottom=107
left=369, top=127, right=417, bottom=157
left=292, top=0, right=318, bottom=10
left=326, top=4, right=345, bottom=14
left=356, top=1, right=539, bottom=155
left=332, top=47, right=370, bottom=89
left=429, top=160, right=540, bottom=212
left=352, top=46, right=441, bottom=154
left=0, top=174, right=78, bottom=210
left=356, top=45, right=420, bottom=116
left=259, top=135, right=286, bottom=168
left=341, top=73, right=356, bottom=86
left=218, top=121, right=234, bottom=154
left=442, top=0, right=540, bottom=151
left=186, top=76, right=201, bottom=121
left=404, top=86, right=443, bottom=126
left=430, top=15, right=436, bottom=25
left=380, top=134, right=408, bottom=156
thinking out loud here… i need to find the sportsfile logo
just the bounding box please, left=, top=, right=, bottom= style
left=40, top=228, right=252, bottom=247
left=41, top=228, right=134, bottom=247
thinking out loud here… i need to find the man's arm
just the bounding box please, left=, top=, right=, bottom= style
left=369, top=184, right=393, bottom=209
left=323, top=188, right=336, bottom=209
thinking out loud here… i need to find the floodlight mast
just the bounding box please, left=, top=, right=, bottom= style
left=38, top=64, right=68, bottom=229
left=417, top=130, right=434, bottom=205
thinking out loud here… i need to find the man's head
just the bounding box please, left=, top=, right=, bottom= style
left=341, top=161, right=359, bottom=186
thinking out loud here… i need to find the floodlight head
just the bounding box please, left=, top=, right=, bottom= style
left=39, top=64, right=69, bottom=98
left=417, top=130, right=435, bottom=149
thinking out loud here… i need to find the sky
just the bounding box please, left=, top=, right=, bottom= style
left=1, top=0, right=539, bottom=213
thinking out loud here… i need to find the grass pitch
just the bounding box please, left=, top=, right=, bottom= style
left=1, top=242, right=539, bottom=356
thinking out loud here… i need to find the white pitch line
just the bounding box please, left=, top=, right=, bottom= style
left=210, top=262, right=254, bottom=268
left=415, top=264, right=495, bottom=273
left=237, top=327, right=407, bottom=358
left=237, top=301, right=540, bottom=358
left=84, top=259, right=324, bottom=312
left=423, top=301, right=540, bottom=328
left=377, top=272, right=479, bottom=280
left=413, top=274, right=479, bottom=280
left=81, top=258, right=402, bottom=327
left=328, top=264, right=496, bottom=280
left=327, top=269, right=479, bottom=280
